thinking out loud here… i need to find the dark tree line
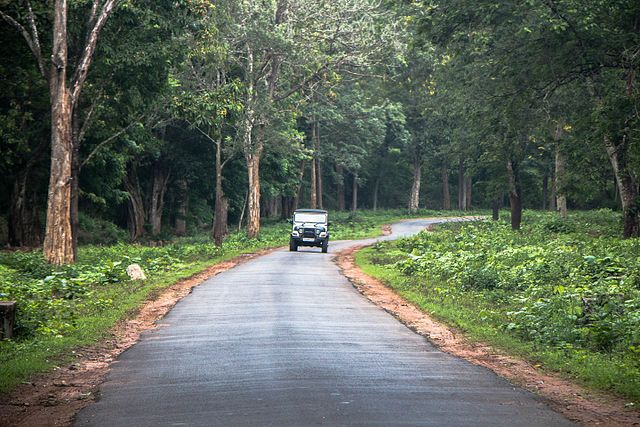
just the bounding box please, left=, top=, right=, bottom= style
left=1, top=0, right=638, bottom=263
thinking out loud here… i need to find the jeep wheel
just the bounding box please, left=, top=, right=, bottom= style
left=289, top=239, right=298, bottom=252
left=321, top=240, right=328, bottom=253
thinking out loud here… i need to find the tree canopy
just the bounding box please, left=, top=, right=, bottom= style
left=1, top=0, right=639, bottom=261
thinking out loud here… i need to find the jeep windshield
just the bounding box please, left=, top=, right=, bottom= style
left=293, top=212, right=327, bottom=224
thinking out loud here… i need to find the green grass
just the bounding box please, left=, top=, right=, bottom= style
left=0, top=209, right=471, bottom=394
left=356, top=209, right=640, bottom=403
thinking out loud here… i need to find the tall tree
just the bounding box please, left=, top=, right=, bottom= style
left=2, top=0, right=118, bottom=263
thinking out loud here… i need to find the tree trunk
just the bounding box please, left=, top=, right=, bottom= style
left=174, top=177, right=188, bottom=237
left=124, top=164, right=145, bottom=241
left=8, top=139, right=46, bottom=247
left=70, top=107, right=81, bottom=260
left=542, top=174, right=548, bottom=210
left=281, top=197, right=294, bottom=220
left=458, top=159, right=466, bottom=210
left=310, top=156, right=317, bottom=209
left=246, top=152, right=262, bottom=238
left=491, top=197, right=500, bottom=221
left=43, top=9, right=74, bottom=264
left=9, top=173, right=41, bottom=247
left=604, top=136, right=639, bottom=238
left=336, top=164, right=345, bottom=211
left=290, top=160, right=305, bottom=216
left=315, top=121, right=323, bottom=209
left=372, top=177, right=380, bottom=211
left=149, top=163, right=170, bottom=236
left=464, top=175, right=472, bottom=210
left=507, top=159, right=523, bottom=230
left=213, top=197, right=228, bottom=246
left=409, top=161, right=422, bottom=213
left=213, top=133, right=229, bottom=245
left=442, top=162, right=451, bottom=210
left=554, top=125, right=568, bottom=219
left=351, top=172, right=358, bottom=212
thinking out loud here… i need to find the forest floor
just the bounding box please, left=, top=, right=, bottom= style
left=336, top=244, right=640, bottom=427
left=0, top=248, right=276, bottom=427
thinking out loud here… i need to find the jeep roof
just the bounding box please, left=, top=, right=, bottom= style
left=294, top=209, right=328, bottom=214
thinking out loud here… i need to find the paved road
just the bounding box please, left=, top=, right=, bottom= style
left=75, top=219, right=574, bottom=426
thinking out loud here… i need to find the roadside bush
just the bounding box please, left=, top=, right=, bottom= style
left=387, top=210, right=640, bottom=357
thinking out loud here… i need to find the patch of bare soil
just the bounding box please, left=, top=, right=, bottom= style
left=0, top=248, right=277, bottom=427
left=336, top=245, right=640, bottom=427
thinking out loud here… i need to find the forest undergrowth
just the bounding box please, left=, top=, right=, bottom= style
left=357, top=209, right=640, bottom=402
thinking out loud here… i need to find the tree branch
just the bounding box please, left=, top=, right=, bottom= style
left=71, top=0, right=118, bottom=106
left=80, top=116, right=142, bottom=170
left=0, top=8, right=47, bottom=81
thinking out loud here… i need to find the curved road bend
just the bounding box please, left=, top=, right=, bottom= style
left=75, top=219, right=575, bottom=426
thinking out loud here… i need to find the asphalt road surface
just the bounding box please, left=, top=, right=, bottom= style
left=75, top=219, right=575, bottom=426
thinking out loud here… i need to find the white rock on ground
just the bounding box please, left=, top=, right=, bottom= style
left=126, top=264, right=147, bottom=280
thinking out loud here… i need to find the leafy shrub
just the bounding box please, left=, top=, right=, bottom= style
left=77, top=213, right=128, bottom=245
left=383, top=210, right=640, bottom=357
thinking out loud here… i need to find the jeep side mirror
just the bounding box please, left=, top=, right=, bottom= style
left=328, top=222, right=333, bottom=226
left=287, top=219, right=293, bottom=224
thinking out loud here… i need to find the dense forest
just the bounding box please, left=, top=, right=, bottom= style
left=1, top=0, right=639, bottom=264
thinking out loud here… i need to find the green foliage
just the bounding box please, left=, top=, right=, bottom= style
left=0, top=223, right=287, bottom=342
left=77, top=214, right=129, bottom=245
left=361, top=210, right=640, bottom=399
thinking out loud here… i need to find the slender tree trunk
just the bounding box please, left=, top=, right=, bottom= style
left=149, top=163, right=170, bottom=236
left=238, top=190, right=248, bottom=232
left=9, top=173, right=41, bottom=247
left=310, top=155, right=317, bottom=209
left=604, top=136, right=640, bottom=238
left=492, top=197, right=500, bottom=221
left=542, top=174, right=548, bottom=210
left=458, top=159, right=466, bottom=210
left=336, top=164, right=345, bottom=211
left=409, top=161, right=422, bottom=213
left=372, top=177, right=380, bottom=211
left=43, top=1, right=74, bottom=264
left=315, top=122, right=323, bottom=209
left=292, top=160, right=305, bottom=214
left=351, top=172, right=358, bottom=212
left=464, top=175, right=472, bottom=210
left=281, top=197, right=293, bottom=220
left=9, top=140, right=46, bottom=247
left=507, top=159, right=523, bottom=230
left=213, top=134, right=228, bottom=245
left=70, top=107, right=80, bottom=259
left=442, top=162, right=451, bottom=210
left=124, top=164, right=145, bottom=241
left=554, top=125, right=568, bottom=219
left=549, top=171, right=557, bottom=211
left=174, top=177, right=188, bottom=237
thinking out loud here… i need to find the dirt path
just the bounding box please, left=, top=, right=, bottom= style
left=335, top=245, right=640, bottom=427
left=0, top=249, right=276, bottom=427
